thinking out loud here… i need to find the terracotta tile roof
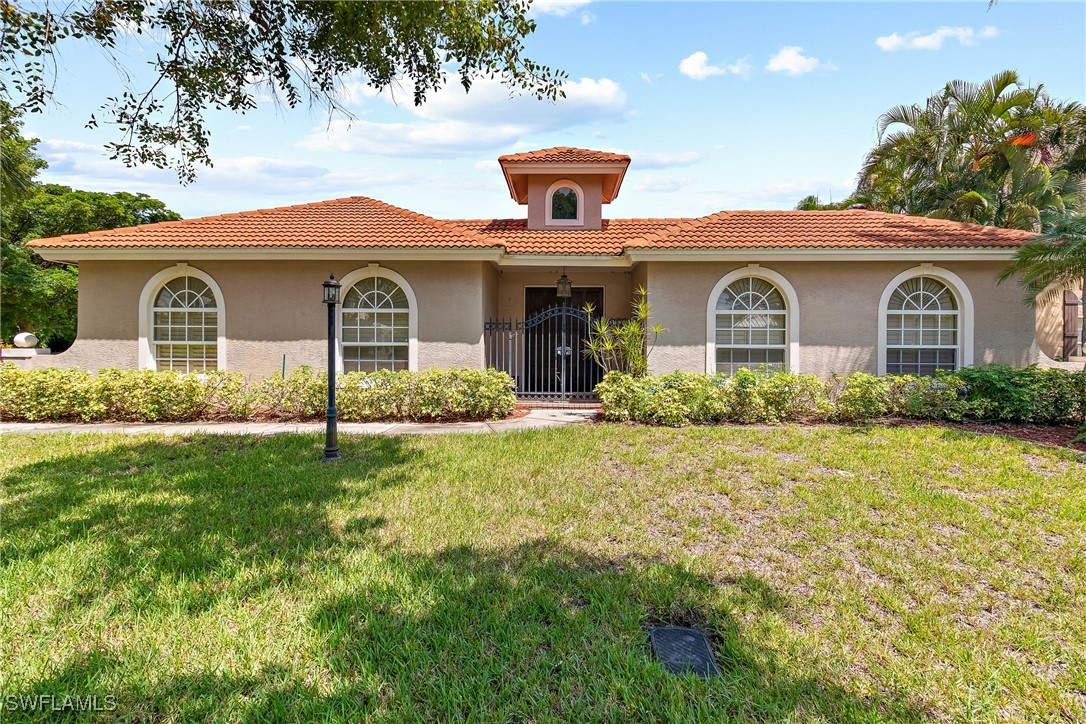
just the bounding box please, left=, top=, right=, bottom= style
left=28, top=196, right=1035, bottom=254
left=27, top=196, right=497, bottom=249
left=497, top=147, right=631, bottom=165
left=623, top=210, right=1037, bottom=250
left=451, top=218, right=698, bottom=255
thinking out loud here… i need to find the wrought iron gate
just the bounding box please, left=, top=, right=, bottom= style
left=485, top=304, right=604, bottom=400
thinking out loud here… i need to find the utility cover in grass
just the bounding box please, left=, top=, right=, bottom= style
left=649, top=627, right=720, bottom=678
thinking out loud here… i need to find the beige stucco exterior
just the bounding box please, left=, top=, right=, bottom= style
left=14, top=254, right=1077, bottom=380
left=1033, top=281, right=1083, bottom=359
left=526, top=175, right=604, bottom=230
left=642, top=259, right=1046, bottom=377
left=493, top=268, right=633, bottom=321
left=28, top=259, right=492, bottom=378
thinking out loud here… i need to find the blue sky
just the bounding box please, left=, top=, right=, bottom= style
left=26, top=1, right=1086, bottom=221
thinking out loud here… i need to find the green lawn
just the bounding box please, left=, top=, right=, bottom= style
left=2, top=425, right=1084, bottom=721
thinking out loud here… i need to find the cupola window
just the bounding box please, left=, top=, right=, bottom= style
left=545, top=180, right=584, bottom=226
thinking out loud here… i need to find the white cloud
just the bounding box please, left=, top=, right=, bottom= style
left=38, top=142, right=430, bottom=214
left=875, top=26, right=999, bottom=52
left=726, top=58, right=754, bottom=78
left=412, top=75, right=626, bottom=126
left=631, top=173, right=692, bottom=193
left=531, top=0, right=591, bottom=17
left=679, top=52, right=753, bottom=80
left=299, top=119, right=530, bottom=157
left=233, top=124, right=253, bottom=133
left=473, top=159, right=501, bottom=173
left=579, top=11, right=595, bottom=25
left=300, top=75, right=628, bottom=157
left=679, top=51, right=725, bottom=80
left=39, top=139, right=103, bottom=153
left=765, top=46, right=837, bottom=76
left=627, top=150, right=703, bottom=169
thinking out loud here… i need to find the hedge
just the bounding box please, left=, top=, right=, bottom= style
left=596, top=366, right=1086, bottom=427
left=0, top=365, right=516, bottom=422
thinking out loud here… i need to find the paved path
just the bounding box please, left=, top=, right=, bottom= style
left=0, top=409, right=597, bottom=436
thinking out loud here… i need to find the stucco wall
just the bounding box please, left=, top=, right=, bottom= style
left=24, top=256, right=1049, bottom=379
left=526, top=175, right=604, bottom=230
left=645, top=260, right=1040, bottom=377
left=36, top=259, right=488, bottom=377
left=494, top=268, right=633, bottom=320
left=1034, top=281, right=1082, bottom=358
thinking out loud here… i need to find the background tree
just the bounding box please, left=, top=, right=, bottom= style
left=794, top=194, right=853, bottom=211
left=853, top=70, right=1085, bottom=230
left=1, top=107, right=181, bottom=350
left=1, top=0, right=565, bottom=182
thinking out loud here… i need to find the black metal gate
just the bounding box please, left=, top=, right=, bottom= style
left=485, top=304, right=604, bottom=400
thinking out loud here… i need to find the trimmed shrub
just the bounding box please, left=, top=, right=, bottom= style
left=886, top=374, right=970, bottom=421
left=252, top=365, right=326, bottom=418
left=0, top=365, right=516, bottom=422
left=598, top=366, right=1086, bottom=427
left=337, top=367, right=516, bottom=421
left=832, top=372, right=890, bottom=422
left=954, top=364, right=1086, bottom=425
left=759, top=371, right=830, bottom=421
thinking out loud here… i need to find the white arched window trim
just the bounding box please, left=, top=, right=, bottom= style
left=337, top=265, right=419, bottom=373
left=877, top=265, right=974, bottom=375
left=138, top=263, right=227, bottom=370
left=705, top=265, right=800, bottom=373
left=544, top=179, right=584, bottom=226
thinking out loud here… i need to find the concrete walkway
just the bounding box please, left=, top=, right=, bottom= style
left=0, top=409, right=597, bottom=436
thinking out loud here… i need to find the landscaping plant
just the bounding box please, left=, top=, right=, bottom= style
left=582, top=286, right=666, bottom=377
left=0, top=364, right=515, bottom=422
left=596, top=365, right=1086, bottom=426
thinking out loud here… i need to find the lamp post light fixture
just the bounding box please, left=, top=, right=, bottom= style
left=321, top=273, right=342, bottom=463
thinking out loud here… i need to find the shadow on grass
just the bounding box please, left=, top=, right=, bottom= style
left=1, top=433, right=417, bottom=613
left=4, top=436, right=929, bottom=721
left=13, top=539, right=928, bottom=722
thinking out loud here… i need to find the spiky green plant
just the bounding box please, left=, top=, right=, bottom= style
left=582, top=286, right=666, bottom=377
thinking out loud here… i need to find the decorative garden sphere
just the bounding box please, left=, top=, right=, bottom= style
left=13, top=332, right=39, bottom=348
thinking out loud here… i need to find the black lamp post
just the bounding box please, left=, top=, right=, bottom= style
left=322, top=274, right=341, bottom=463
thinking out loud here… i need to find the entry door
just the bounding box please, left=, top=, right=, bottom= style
left=525, top=287, right=604, bottom=318
left=523, top=287, right=604, bottom=398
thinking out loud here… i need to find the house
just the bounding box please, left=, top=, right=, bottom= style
left=20, top=147, right=1080, bottom=399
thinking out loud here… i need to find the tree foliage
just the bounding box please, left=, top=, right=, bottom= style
left=998, top=214, right=1086, bottom=306
left=1, top=1, right=565, bottom=182
left=854, top=70, right=1085, bottom=230
left=1, top=108, right=181, bottom=349
left=0, top=100, right=46, bottom=200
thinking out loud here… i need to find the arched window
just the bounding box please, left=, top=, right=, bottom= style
left=884, top=276, right=960, bottom=376
left=552, top=187, right=578, bottom=220
left=713, top=276, right=788, bottom=375
left=139, top=265, right=226, bottom=371
left=341, top=274, right=413, bottom=372
left=545, top=180, right=583, bottom=226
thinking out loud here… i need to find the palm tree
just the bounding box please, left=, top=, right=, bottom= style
left=858, top=71, right=1085, bottom=230
left=999, top=213, right=1086, bottom=306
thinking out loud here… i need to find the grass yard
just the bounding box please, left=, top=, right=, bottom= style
left=2, top=424, right=1084, bottom=721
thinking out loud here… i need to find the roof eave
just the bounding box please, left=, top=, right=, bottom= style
left=30, top=246, right=505, bottom=263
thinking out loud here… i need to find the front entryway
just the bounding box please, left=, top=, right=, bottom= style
left=485, top=288, right=606, bottom=401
